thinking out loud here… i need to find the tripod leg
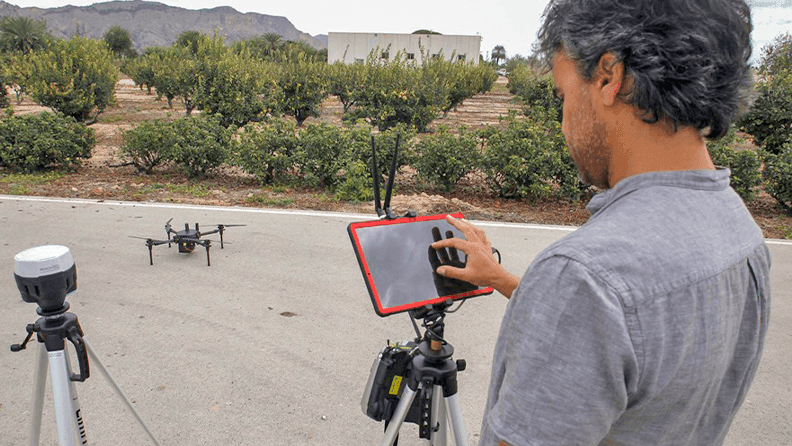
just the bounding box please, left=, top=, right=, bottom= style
left=444, top=393, right=468, bottom=446
left=431, top=385, right=447, bottom=446
left=29, top=343, right=49, bottom=446
left=48, top=348, right=84, bottom=445
left=381, top=385, right=418, bottom=446
left=85, top=341, right=161, bottom=446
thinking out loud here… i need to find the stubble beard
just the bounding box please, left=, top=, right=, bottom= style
left=567, top=93, right=609, bottom=189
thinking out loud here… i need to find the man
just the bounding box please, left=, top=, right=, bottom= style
left=431, top=0, right=771, bottom=444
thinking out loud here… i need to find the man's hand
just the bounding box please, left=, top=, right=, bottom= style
left=429, top=226, right=478, bottom=297
left=430, top=215, right=519, bottom=298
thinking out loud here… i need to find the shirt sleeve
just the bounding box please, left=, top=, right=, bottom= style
left=481, top=254, right=639, bottom=446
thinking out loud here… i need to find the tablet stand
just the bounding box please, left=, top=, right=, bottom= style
left=367, top=136, right=468, bottom=445
left=380, top=302, right=469, bottom=446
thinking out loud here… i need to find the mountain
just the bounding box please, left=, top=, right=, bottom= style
left=0, top=0, right=327, bottom=52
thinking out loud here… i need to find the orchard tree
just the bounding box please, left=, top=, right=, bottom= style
left=327, top=61, right=368, bottom=112
left=25, top=36, right=120, bottom=123
left=175, top=30, right=204, bottom=54
left=150, top=46, right=198, bottom=112
left=277, top=55, right=328, bottom=126
left=103, top=25, right=135, bottom=58
left=192, top=35, right=280, bottom=127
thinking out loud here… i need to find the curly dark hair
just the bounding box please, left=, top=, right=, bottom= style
left=536, top=0, right=754, bottom=140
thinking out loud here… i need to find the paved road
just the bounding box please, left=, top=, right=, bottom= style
left=0, top=196, right=789, bottom=445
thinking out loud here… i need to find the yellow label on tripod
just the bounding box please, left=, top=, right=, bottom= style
left=389, top=375, right=403, bottom=395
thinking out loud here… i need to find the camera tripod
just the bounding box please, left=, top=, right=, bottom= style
left=380, top=303, right=469, bottom=446
left=11, top=302, right=161, bottom=446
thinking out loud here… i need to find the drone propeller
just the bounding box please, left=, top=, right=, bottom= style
left=200, top=224, right=246, bottom=249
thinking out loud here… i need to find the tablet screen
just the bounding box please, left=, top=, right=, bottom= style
left=348, top=213, right=494, bottom=316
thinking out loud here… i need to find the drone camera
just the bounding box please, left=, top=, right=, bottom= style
left=14, top=245, right=77, bottom=313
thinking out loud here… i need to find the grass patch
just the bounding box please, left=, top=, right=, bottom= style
left=0, top=171, right=64, bottom=192
left=490, top=82, right=511, bottom=95
left=132, top=183, right=166, bottom=196
left=165, top=182, right=212, bottom=198
left=245, top=194, right=294, bottom=206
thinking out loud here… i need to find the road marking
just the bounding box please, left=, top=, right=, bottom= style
left=3, top=195, right=791, bottom=244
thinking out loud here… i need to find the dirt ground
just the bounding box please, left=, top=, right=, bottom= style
left=2, top=77, right=790, bottom=239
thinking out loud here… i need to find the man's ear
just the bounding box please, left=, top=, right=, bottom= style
left=594, top=52, right=625, bottom=106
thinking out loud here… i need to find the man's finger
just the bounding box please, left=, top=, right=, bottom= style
left=446, top=214, right=487, bottom=243
left=431, top=237, right=468, bottom=252
left=436, top=265, right=466, bottom=281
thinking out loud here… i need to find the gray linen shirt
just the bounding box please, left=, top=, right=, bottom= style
left=480, top=169, right=771, bottom=445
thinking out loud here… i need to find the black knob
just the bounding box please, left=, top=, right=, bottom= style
left=456, top=359, right=467, bottom=371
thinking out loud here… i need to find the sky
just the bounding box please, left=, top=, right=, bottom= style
left=3, top=0, right=791, bottom=64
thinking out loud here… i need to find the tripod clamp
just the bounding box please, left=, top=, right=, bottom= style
left=11, top=304, right=90, bottom=382
left=408, top=303, right=466, bottom=439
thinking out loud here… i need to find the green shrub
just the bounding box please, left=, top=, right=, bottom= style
left=412, top=126, right=480, bottom=191
left=739, top=80, right=792, bottom=154
left=761, top=143, right=792, bottom=213
left=706, top=126, right=762, bottom=201
left=738, top=32, right=792, bottom=154
left=334, top=159, right=375, bottom=203
left=482, top=115, right=583, bottom=200
left=0, top=111, right=94, bottom=171
left=508, top=66, right=562, bottom=121
left=169, top=114, right=233, bottom=178
left=119, top=119, right=176, bottom=174
left=234, top=117, right=299, bottom=184
left=293, top=122, right=349, bottom=187
left=347, top=122, right=416, bottom=180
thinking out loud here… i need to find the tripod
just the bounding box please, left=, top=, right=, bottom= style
left=11, top=302, right=161, bottom=446
left=380, top=303, right=469, bottom=446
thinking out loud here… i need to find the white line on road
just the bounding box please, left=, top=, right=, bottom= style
left=4, top=195, right=791, bottom=245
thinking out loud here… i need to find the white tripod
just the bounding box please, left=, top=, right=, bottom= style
left=12, top=245, right=160, bottom=446
left=12, top=306, right=161, bottom=446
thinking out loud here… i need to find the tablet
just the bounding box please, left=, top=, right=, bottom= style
left=348, top=213, right=494, bottom=317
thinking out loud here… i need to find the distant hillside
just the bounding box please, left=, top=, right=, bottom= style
left=0, top=0, right=327, bottom=52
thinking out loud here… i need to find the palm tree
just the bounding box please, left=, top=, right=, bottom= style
left=491, top=45, right=506, bottom=67
left=262, top=32, right=283, bottom=59
left=0, top=16, right=49, bottom=54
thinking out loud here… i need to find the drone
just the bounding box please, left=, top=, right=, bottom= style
left=131, top=218, right=245, bottom=266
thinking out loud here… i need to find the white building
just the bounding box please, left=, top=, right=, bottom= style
left=327, top=32, right=482, bottom=65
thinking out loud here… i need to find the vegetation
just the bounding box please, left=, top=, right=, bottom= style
left=23, top=36, right=120, bottom=123
left=413, top=126, right=480, bottom=191
left=0, top=111, right=95, bottom=171
left=0, top=16, right=50, bottom=54
left=103, top=26, right=136, bottom=58
left=3, top=28, right=792, bottom=238
left=120, top=114, right=232, bottom=179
